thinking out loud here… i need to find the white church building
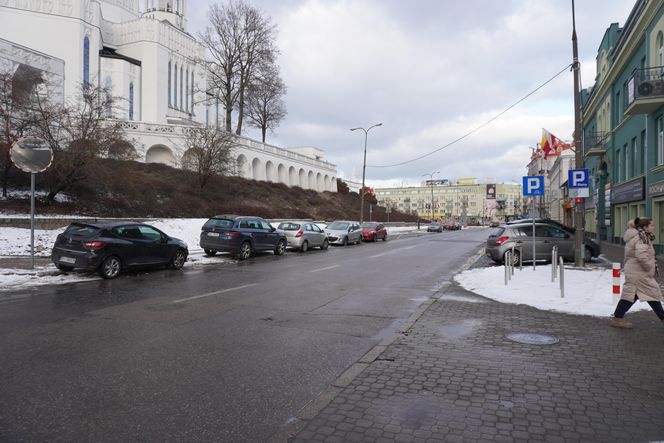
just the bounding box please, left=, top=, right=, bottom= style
left=0, top=0, right=338, bottom=192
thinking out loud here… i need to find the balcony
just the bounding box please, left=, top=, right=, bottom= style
left=583, top=131, right=608, bottom=158
left=624, top=67, right=664, bottom=115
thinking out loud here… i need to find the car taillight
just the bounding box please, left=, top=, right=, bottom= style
left=295, top=230, right=304, bottom=238
left=84, top=241, right=106, bottom=249
left=228, top=231, right=241, bottom=237
left=495, top=236, right=509, bottom=246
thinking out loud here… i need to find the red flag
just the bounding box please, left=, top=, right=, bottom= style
left=541, top=129, right=571, bottom=158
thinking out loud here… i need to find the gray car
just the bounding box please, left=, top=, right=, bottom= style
left=276, top=221, right=329, bottom=252
left=486, top=222, right=583, bottom=264
left=324, top=220, right=362, bottom=246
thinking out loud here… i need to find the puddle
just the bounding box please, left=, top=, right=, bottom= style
left=438, top=319, right=482, bottom=339
left=372, top=318, right=405, bottom=340
left=439, top=294, right=487, bottom=303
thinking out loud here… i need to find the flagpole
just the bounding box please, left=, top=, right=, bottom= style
left=572, top=0, right=585, bottom=267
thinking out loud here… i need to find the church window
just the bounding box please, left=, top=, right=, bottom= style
left=168, top=61, right=171, bottom=107
left=129, top=83, right=134, bottom=121
left=185, top=68, right=189, bottom=112
left=83, top=36, right=90, bottom=86
left=174, top=63, right=178, bottom=109
left=180, top=65, right=183, bottom=110
left=191, top=71, right=195, bottom=112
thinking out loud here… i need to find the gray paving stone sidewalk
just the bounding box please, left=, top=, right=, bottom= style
left=287, top=282, right=664, bottom=442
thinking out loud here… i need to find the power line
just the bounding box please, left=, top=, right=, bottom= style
left=368, top=63, right=573, bottom=168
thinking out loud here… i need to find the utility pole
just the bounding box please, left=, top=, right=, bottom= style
left=572, top=0, right=585, bottom=267
left=423, top=171, right=439, bottom=221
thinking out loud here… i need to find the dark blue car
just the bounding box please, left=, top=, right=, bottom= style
left=51, top=222, right=188, bottom=279
left=199, top=215, right=287, bottom=260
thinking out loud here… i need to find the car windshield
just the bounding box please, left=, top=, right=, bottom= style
left=327, top=222, right=349, bottom=230
left=277, top=222, right=301, bottom=231
left=203, top=218, right=234, bottom=229
left=361, top=223, right=377, bottom=228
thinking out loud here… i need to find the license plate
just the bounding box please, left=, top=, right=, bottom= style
left=207, top=232, right=220, bottom=237
left=60, top=256, right=76, bottom=264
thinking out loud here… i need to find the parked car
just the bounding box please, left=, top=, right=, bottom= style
left=200, top=215, right=287, bottom=260
left=486, top=222, right=596, bottom=264
left=325, top=220, right=362, bottom=245
left=443, top=222, right=462, bottom=230
left=51, top=222, right=188, bottom=279
left=276, top=221, right=329, bottom=252
left=427, top=222, right=443, bottom=232
left=505, top=218, right=600, bottom=258
left=361, top=222, right=387, bottom=242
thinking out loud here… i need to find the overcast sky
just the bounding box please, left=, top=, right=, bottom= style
left=186, top=0, right=635, bottom=188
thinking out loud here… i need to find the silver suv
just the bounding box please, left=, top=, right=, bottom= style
left=486, top=222, right=585, bottom=264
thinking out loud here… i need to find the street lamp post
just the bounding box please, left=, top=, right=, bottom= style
left=350, top=123, right=382, bottom=224
left=423, top=171, right=440, bottom=221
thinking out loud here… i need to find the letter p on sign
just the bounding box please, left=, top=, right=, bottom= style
left=522, top=175, right=544, bottom=196
left=568, top=168, right=589, bottom=188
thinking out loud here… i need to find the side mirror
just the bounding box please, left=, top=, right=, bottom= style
left=270, top=227, right=276, bottom=232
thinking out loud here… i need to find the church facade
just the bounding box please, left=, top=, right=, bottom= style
left=0, top=0, right=337, bottom=192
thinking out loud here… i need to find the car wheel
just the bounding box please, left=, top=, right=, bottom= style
left=301, top=240, right=309, bottom=253
left=383, top=234, right=387, bottom=241
left=56, top=264, right=74, bottom=272
left=275, top=239, right=286, bottom=256
left=237, top=241, right=252, bottom=260
left=321, top=239, right=329, bottom=250
left=204, top=249, right=217, bottom=256
left=342, top=236, right=348, bottom=246
left=584, top=246, right=593, bottom=263
left=503, top=249, right=520, bottom=266
left=170, top=248, right=187, bottom=269
left=98, top=256, right=121, bottom=279
left=356, top=237, right=361, bottom=245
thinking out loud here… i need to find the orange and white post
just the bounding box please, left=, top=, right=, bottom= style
left=612, top=263, right=621, bottom=304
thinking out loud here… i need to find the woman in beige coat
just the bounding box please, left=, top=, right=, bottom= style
left=611, top=217, right=664, bottom=328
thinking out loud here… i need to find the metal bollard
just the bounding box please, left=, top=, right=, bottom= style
left=504, top=251, right=510, bottom=285
left=519, top=248, right=523, bottom=271
left=559, top=256, right=564, bottom=298
left=551, top=246, right=558, bottom=282
left=511, top=245, right=516, bottom=276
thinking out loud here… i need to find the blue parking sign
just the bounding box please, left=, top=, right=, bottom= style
left=568, top=168, right=589, bottom=188
left=523, top=176, right=544, bottom=196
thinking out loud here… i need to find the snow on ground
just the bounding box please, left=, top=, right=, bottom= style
left=454, top=264, right=648, bottom=317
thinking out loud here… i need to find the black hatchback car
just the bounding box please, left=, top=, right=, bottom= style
left=51, top=222, right=188, bottom=279
left=199, top=215, right=287, bottom=260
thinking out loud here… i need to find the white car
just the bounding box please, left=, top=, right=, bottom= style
left=276, top=221, right=329, bottom=252
left=324, top=220, right=362, bottom=246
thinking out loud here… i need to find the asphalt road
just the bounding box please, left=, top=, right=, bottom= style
left=0, top=228, right=489, bottom=442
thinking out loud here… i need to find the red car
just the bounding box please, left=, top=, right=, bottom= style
left=361, top=222, right=387, bottom=242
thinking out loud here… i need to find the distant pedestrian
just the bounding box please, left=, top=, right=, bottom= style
left=611, top=217, right=664, bottom=329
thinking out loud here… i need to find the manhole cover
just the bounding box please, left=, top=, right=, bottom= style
left=505, top=332, right=559, bottom=345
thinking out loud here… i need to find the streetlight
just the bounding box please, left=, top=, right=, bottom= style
left=350, top=122, right=382, bottom=224
left=423, top=171, right=440, bottom=222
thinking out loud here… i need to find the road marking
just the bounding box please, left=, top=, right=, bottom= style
left=369, top=245, right=417, bottom=259
left=310, top=265, right=340, bottom=273
left=170, top=283, right=258, bottom=303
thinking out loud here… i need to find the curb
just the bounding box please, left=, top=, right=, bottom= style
left=269, top=247, right=486, bottom=442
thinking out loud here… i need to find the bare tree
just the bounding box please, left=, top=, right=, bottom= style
left=0, top=67, right=43, bottom=197
left=181, top=126, right=235, bottom=189
left=32, top=83, right=129, bottom=204
left=245, top=62, right=286, bottom=143
left=201, top=1, right=277, bottom=135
